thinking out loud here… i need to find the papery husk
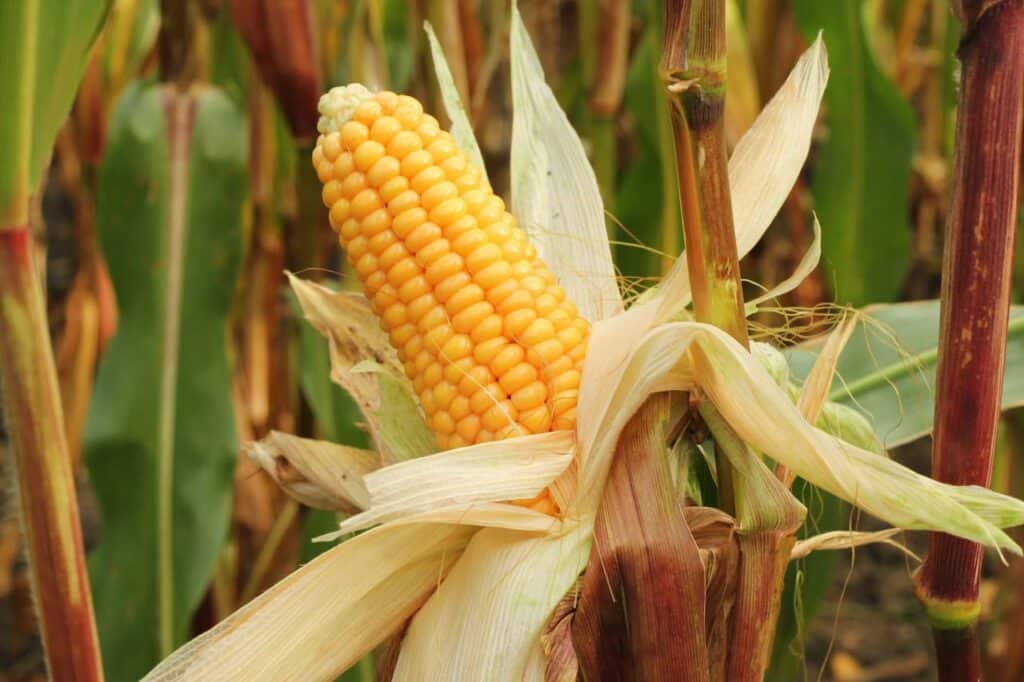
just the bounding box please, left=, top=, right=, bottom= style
left=685, top=507, right=739, bottom=679
left=573, top=395, right=711, bottom=681
left=289, top=274, right=434, bottom=462
left=246, top=430, right=378, bottom=513
left=508, top=1, right=621, bottom=323
left=143, top=524, right=474, bottom=681
left=393, top=522, right=590, bottom=680
left=336, top=431, right=574, bottom=534
left=541, top=589, right=579, bottom=682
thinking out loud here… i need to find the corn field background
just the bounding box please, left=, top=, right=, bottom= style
left=0, top=0, right=1022, bottom=680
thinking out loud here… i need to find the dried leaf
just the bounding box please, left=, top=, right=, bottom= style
left=424, top=22, right=486, bottom=177
left=247, top=431, right=379, bottom=513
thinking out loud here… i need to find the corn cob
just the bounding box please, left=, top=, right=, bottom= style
left=312, top=84, right=588, bottom=453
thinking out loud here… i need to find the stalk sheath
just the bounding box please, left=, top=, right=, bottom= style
left=0, top=227, right=104, bottom=681
left=913, top=0, right=1024, bottom=677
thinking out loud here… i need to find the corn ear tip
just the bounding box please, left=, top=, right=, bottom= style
left=316, top=83, right=375, bottom=135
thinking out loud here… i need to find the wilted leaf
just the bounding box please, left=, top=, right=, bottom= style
left=86, top=82, right=246, bottom=680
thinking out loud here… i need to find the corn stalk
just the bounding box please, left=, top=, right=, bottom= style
left=0, top=1, right=108, bottom=679
left=662, top=1, right=796, bottom=678
left=913, top=1, right=1024, bottom=678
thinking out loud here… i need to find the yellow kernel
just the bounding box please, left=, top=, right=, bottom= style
left=521, top=318, right=556, bottom=346
left=496, top=289, right=533, bottom=314
left=353, top=99, right=383, bottom=126
left=433, top=381, right=457, bottom=410
left=440, top=155, right=467, bottom=179
left=440, top=334, right=473, bottom=362
left=417, top=306, right=448, bottom=332
left=469, top=382, right=502, bottom=412
left=569, top=342, right=587, bottom=364
left=473, top=337, right=508, bottom=366
left=364, top=271, right=387, bottom=294
left=519, top=405, right=551, bottom=433
left=413, top=349, right=433, bottom=374
left=482, top=401, right=518, bottom=432
left=380, top=302, right=407, bottom=329
left=536, top=293, right=558, bottom=316
left=490, top=344, right=526, bottom=376
left=416, top=118, right=441, bottom=143
left=366, top=155, right=400, bottom=186
left=451, top=229, right=488, bottom=258
left=411, top=167, right=447, bottom=194
left=501, top=239, right=527, bottom=262
left=354, top=251, right=379, bottom=278
left=406, top=294, right=436, bottom=323
left=393, top=207, right=428, bottom=238
left=469, top=314, right=503, bottom=343
left=511, top=260, right=533, bottom=278
left=430, top=198, right=468, bottom=227
left=379, top=175, right=409, bottom=203
left=397, top=94, right=424, bottom=115
left=378, top=243, right=408, bottom=272
left=477, top=196, right=505, bottom=223
left=462, top=189, right=488, bottom=213
left=351, top=189, right=382, bottom=219
left=434, top=271, right=472, bottom=303
left=484, top=220, right=512, bottom=243
left=447, top=433, right=468, bottom=449
left=388, top=130, right=423, bottom=158
left=340, top=121, right=369, bottom=151
left=478, top=429, right=495, bottom=443
left=406, top=222, right=443, bottom=253
left=427, top=137, right=457, bottom=162
left=487, top=280, right=520, bottom=308
left=455, top=166, right=482, bottom=192
left=400, top=149, right=434, bottom=178
left=551, top=389, right=579, bottom=414
left=445, top=284, right=484, bottom=315
left=339, top=218, right=361, bottom=241
left=425, top=324, right=455, bottom=352
left=376, top=91, right=399, bottom=112
left=499, top=362, right=538, bottom=394
left=397, top=274, right=430, bottom=302
left=432, top=411, right=456, bottom=435
left=421, top=181, right=458, bottom=211
left=558, top=326, right=585, bottom=350
left=503, top=308, right=536, bottom=338
left=322, top=131, right=343, bottom=160
left=373, top=284, right=398, bottom=310
left=424, top=252, right=463, bottom=285
left=474, top=260, right=512, bottom=291
left=367, top=229, right=397, bottom=255
left=370, top=116, right=402, bottom=145
left=551, top=369, right=581, bottom=394
left=443, top=357, right=475, bottom=384
left=452, top=300, right=494, bottom=334
left=387, top=258, right=420, bottom=288
left=418, top=385, right=434, bottom=411
left=466, top=243, right=502, bottom=274
left=340, top=172, right=367, bottom=199
left=312, top=144, right=325, bottom=169
left=328, top=199, right=350, bottom=229
left=403, top=334, right=423, bottom=359
left=390, top=323, right=417, bottom=347
left=553, top=408, right=577, bottom=431
left=387, top=189, right=420, bottom=214
left=361, top=208, right=391, bottom=237
left=511, top=381, right=548, bottom=411
left=528, top=339, right=564, bottom=366
left=322, top=180, right=343, bottom=207
left=456, top=415, right=481, bottom=442
left=423, top=362, right=443, bottom=388
left=521, top=276, right=546, bottom=295
left=354, top=140, right=386, bottom=172
left=333, top=151, right=355, bottom=178
left=547, top=308, right=572, bottom=330
left=450, top=396, right=472, bottom=423
left=346, top=235, right=369, bottom=260
left=415, top=237, right=451, bottom=267
left=444, top=214, right=478, bottom=241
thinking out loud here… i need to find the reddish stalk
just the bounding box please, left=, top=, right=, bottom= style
left=0, top=227, right=104, bottom=681
left=662, top=2, right=795, bottom=679
left=912, top=1, right=1024, bottom=678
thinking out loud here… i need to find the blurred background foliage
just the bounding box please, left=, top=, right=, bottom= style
left=0, top=0, right=1021, bottom=680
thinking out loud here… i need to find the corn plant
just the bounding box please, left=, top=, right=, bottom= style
left=136, top=3, right=1024, bottom=680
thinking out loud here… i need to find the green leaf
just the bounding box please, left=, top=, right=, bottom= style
left=86, top=81, right=247, bottom=681
left=793, top=0, right=916, bottom=305
left=786, top=302, right=1024, bottom=448
left=0, top=0, right=109, bottom=215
